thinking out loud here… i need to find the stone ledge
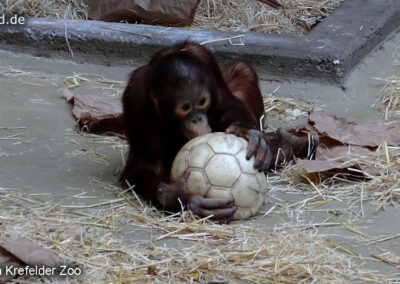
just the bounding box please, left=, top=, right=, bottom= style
left=0, top=0, right=399, bottom=82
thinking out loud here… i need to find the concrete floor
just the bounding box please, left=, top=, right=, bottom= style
left=259, top=29, right=400, bottom=126
left=0, top=29, right=400, bottom=281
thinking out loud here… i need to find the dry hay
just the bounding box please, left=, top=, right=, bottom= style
left=363, top=143, right=400, bottom=210
left=262, top=89, right=319, bottom=123
left=0, top=0, right=88, bottom=19
left=261, top=81, right=400, bottom=209
left=276, top=142, right=400, bottom=211
left=375, top=76, right=400, bottom=120
left=0, top=64, right=125, bottom=97
left=353, top=75, right=400, bottom=208
left=193, top=0, right=344, bottom=35
left=0, top=0, right=343, bottom=35
left=0, top=64, right=396, bottom=281
left=0, top=186, right=377, bottom=283
left=2, top=62, right=398, bottom=209
left=272, top=82, right=400, bottom=208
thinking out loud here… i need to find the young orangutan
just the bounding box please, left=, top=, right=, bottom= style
left=121, top=41, right=318, bottom=223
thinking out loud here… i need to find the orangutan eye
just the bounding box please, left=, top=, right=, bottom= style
left=199, top=98, right=206, bottom=106
left=182, top=103, right=191, bottom=112
left=175, top=102, right=193, bottom=118
left=197, top=96, right=209, bottom=109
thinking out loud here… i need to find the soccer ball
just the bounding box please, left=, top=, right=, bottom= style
left=170, top=132, right=268, bottom=220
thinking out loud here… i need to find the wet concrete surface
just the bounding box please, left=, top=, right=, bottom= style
left=0, top=29, right=400, bottom=281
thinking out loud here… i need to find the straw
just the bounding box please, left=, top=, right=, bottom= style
left=0, top=0, right=343, bottom=35
left=193, top=0, right=344, bottom=35
left=0, top=188, right=373, bottom=283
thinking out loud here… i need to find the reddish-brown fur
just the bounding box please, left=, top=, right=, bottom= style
left=222, top=62, right=264, bottom=123
left=121, top=41, right=317, bottom=223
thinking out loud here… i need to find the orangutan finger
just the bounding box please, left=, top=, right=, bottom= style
left=253, top=137, right=267, bottom=170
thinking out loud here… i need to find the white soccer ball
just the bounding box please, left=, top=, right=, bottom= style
left=170, top=132, right=268, bottom=220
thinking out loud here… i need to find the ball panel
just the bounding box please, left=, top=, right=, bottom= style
left=205, top=154, right=241, bottom=187
left=182, top=133, right=216, bottom=151
left=231, top=174, right=261, bottom=208
left=255, top=172, right=268, bottom=194
left=171, top=133, right=269, bottom=220
left=187, top=170, right=210, bottom=197
left=250, top=192, right=265, bottom=215
left=235, top=149, right=257, bottom=174
left=207, top=133, right=244, bottom=154
left=206, top=186, right=233, bottom=200
left=233, top=208, right=253, bottom=220
left=170, top=149, right=189, bottom=182
left=188, top=144, right=213, bottom=168
left=236, top=137, right=249, bottom=154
